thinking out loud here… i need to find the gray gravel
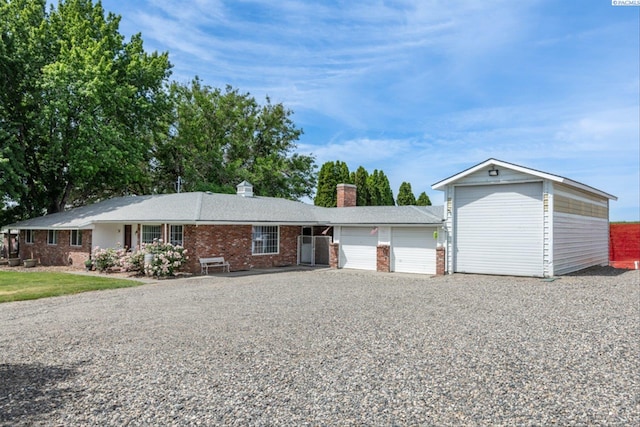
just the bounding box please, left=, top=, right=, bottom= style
left=1, top=267, right=638, bottom=426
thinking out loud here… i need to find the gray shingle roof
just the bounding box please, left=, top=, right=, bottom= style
left=5, top=192, right=444, bottom=229
left=327, top=205, right=444, bottom=225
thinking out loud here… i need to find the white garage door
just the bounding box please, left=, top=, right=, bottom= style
left=454, top=183, right=543, bottom=276
left=392, top=228, right=437, bottom=274
left=340, top=227, right=377, bottom=270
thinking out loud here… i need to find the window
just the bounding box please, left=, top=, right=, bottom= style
left=25, top=230, right=35, bottom=244
left=47, top=230, right=58, bottom=245
left=141, top=225, right=162, bottom=243
left=70, top=230, right=83, bottom=246
left=252, top=225, right=279, bottom=255
left=169, top=225, right=183, bottom=246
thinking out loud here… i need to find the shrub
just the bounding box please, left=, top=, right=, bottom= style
left=143, top=240, right=188, bottom=278
left=121, top=250, right=146, bottom=273
left=92, top=246, right=125, bottom=273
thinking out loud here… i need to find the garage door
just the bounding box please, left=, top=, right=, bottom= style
left=340, top=227, right=377, bottom=270
left=454, top=183, right=543, bottom=276
left=392, top=228, right=436, bottom=274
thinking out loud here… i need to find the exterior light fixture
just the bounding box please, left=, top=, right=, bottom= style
left=488, top=168, right=499, bottom=176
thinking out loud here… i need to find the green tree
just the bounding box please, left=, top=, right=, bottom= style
left=416, top=191, right=432, bottom=206
left=397, top=182, right=417, bottom=205
left=154, top=79, right=315, bottom=199
left=0, top=0, right=48, bottom=224
left=0, top=0, right=172, bottom=222
left=314, top=160, right=350, bottom=207
left=366, top=169, right=394, bottom=206
left=350, top=166, right=369, bottom=206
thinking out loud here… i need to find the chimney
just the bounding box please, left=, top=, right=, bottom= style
left=336, top=184, right=356, bottom=207
left=236, top=181, right=254, bottom=197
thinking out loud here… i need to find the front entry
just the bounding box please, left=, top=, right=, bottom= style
left=124, top=225, right=132, bottom=250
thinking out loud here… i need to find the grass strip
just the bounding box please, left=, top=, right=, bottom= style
left=0, top=271, right=142, bottom=303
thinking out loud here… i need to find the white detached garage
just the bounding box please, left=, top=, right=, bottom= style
left=432, top=159, right=617, bottom=277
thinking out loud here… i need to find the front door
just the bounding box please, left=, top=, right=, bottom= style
left=124, top=225, right=132, bottom=250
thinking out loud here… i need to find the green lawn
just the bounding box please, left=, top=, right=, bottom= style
left=0, top=271, right=143, bottom=303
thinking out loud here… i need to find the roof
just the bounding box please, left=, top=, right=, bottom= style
left=328, top=205, right=444, bottom=225
left=4, top=192, right=445, bottom=230
left=431, top=158, right=617, bottom=200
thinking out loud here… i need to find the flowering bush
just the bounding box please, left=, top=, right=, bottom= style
left=90, top=240, right=188, bottom=278
left=92, top=246, right=125, bottom=272
left=143, top=240, right=188, bottom=277
left=121, top=250, right=145, bottom=273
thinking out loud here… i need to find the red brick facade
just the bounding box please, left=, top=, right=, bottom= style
left=376, top=245, right=390, bottom=272
left=183, top=224, right=301, bottom=273
left=329, top=242, right=340, bottom=268
left=436, top=247, right=446, bottom=275
left=15, top=225, right=301, bottom=274
left=19, top=229, right=92, bottom=268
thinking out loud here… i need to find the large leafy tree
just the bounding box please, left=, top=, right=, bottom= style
left=314, top=160, right=350, bottom=207
left=0, top=0, right=172, bottom=223
left=153, top=79, right=315, bottom=199
left=396, top=182, right=417, bottom=206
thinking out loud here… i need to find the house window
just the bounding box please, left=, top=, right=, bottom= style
left=141, top=225, right=162, bottom=243
left=169, top=225, right=183, bottom=246
left=252, top=225, right=279, bottom=255
left=70, top=230, right=83, bottom=246
left=47, top=230, right=58, bottom=245
left=25, top=230, right=35, bottom=244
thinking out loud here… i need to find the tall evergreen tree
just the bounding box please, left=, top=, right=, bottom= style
left=351, top=166, right=369, bottom=206
left=397, top=182, right=416, bottom=205
left=366, top=169, right=394, bottom=206
left=377, top=170, right=395, bottom=206
left=314, top=160, right=351, bottom=207
left=416, top=191, right=432, bottom=206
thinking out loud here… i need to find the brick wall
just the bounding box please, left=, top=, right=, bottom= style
left=337, top=184, right=357, bottom=208
left=329, top=242, right=339, bottom=268
left=436, top=247, right=446, bottom=275
left=376, top=245, right=390, bottom=272
left=184, top=224, right=301, bottom=274
left=20, top=230, right=92, bottom=268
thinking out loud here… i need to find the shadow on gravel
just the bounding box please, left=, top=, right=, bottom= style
left=0, top=363, right=81, bottom=425
left=565, top=265, right=631, bottom=277
left=212, top=265, right=329, bottom=278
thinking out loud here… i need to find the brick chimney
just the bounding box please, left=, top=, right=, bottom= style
left=336, top=184, right=356, bottom=207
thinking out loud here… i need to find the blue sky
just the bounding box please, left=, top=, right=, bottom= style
left=100, top=0, right=639, bottom=220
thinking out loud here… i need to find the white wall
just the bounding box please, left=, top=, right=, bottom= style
left=552, top=184, right=610, bottom=275
left=92, top=224, right=124, bottom=250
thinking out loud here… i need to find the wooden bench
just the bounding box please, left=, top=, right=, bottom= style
left=199, top=257, right=230, bottom=274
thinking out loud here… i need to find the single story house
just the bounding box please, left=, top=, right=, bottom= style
left=432, top=158, right=617, bottom=276
left=3, top=181, right=445, bottom=275
left=3, top=160, right=616, bottom=277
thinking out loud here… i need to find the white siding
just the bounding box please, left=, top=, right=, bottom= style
left=454, top=183, right=544, bottom=276
left=455, top=168, right=535, bottom=186
left=553, top=213, right=609, bottom=275
left=340, top=227, right=377, bottom=270
left=391, top=228, right=437, bottom=274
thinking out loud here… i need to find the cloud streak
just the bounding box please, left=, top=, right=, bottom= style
left=102, top=0, right=639, bottom=220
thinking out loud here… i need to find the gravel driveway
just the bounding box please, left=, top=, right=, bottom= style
left=1, top=267, right=638, bottom=426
